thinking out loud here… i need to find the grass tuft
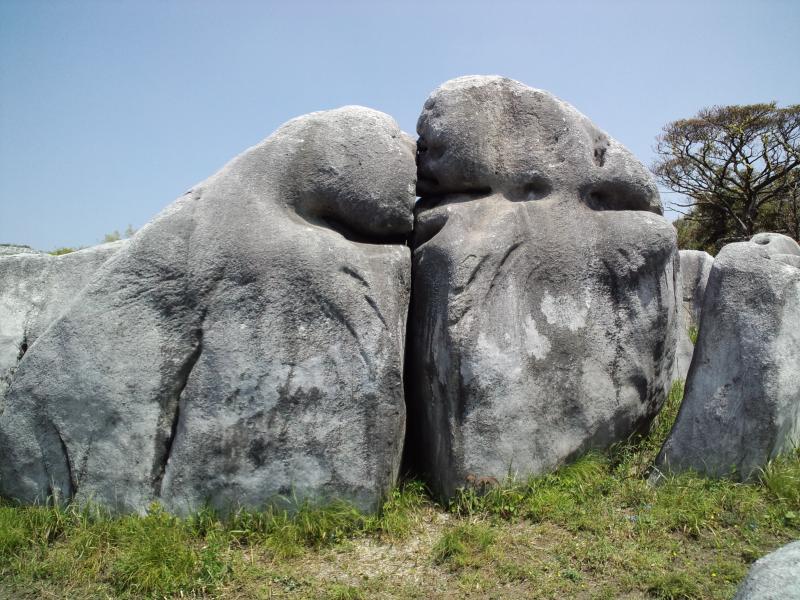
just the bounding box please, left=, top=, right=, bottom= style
left=326, top=583, right=365, bottom=599
left=647, top=571, right=703, bottom=599
left=107, top=504, right=229, bottom=597
left=372, top=480, right=429, bottom=538
left=432, top=522, right=495, bottom=570
left=760, top=447, right=800, bottom=518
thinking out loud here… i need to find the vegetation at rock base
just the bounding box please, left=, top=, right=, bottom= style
left=653, top=102, right=800, bottom=254
left=1, top=381, right=798, bottom=599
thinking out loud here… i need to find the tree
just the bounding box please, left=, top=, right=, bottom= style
left=102, top=230, right=121, bottom=243
left=780, top=169, right=799, bottom=241
left=102, top=225, right=136, bottom=244
left=653, top=103, right=800, bottom=251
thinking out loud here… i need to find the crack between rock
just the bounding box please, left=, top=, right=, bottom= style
left=16, top=332, right=29, bottom=362
left=1, top=331, right=31, bottom=416
left=152, top=328, right=203, bottom=498
left=53, top=424, right=76, bottom=500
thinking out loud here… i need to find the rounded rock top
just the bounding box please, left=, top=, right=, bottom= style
left=415, top=75, right=662, bottom=214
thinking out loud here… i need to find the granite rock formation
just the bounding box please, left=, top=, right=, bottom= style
left=656, top=233, right=800, bottom=480
left=0, top=242, right=127, bottom=402
left=0, top=244, right=42, bottom=257
left=0, top=107, right=415, bottom=514
left=407, top=76, right=679, bottom=499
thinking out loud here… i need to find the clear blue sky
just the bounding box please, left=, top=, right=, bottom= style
left=2, top=0, right=799, bottom=251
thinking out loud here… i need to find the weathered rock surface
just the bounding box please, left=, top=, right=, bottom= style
left=656, top=233, right=800, bottom=480
left=0, top=244, right=42, bottom=257
left=407, top=76, right=679, bottom=499
left=0, top=242, right=127, bottom=402
left=673, top=250, right=714, bottom=380
left=0, top=106, right=415, bottom=513
left=733, top=541, right=800, bottom=599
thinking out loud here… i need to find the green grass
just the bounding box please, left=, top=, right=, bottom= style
left=1, top=381, right=798, bottom=599
left=760, top=448, right=800, bottom=513
left=49, top=247, right=78, bottom=255
left=432, top=522, right=496, bottom=569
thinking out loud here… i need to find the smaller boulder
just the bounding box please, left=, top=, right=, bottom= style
left=0, top=245, right=42, bottom=257
left=656, top=233, right=800, bottom=480
left=733, top=541, right=800, bottom=599
left=673, top=250, right=714, bottom=380
left=0, top=241, right=127, bottom=401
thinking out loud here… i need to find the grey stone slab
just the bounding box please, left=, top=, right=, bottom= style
left=656, top=233, right=800, bottom=480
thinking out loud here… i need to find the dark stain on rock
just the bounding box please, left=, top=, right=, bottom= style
left=248, top=437, right=268, bottom=468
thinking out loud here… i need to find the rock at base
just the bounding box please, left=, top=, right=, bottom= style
left=734, top=541, right=800, bottom=599
left=656, top=233, right=800, bottom=480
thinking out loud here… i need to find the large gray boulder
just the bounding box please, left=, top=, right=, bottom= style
left=673, top=250, right=714, bottom=380
left=0, top=106, right=415, bottom=514
left=656, top=233, right=800, bottom=480
left=407, top=76, right=679, bottom=499
left=733, top=541, right=800, bottom=599
left=0, top=242, right=127, bottom=402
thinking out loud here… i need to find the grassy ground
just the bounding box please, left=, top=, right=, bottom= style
left=1, top=382, right=798, bottom=599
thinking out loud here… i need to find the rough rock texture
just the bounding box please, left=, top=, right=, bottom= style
left=656, top=233, right=800, bottom=480
left=733, top=541, right=800, bottom=599
left=0, top=242, right=127, bottom=402
left=0, top=244, right=42, bottom=257
left=0, top=106, right=415, bottom=514
left=673, top=250, right=714, bottom=380
left=407, top=76, right=679, bottom=499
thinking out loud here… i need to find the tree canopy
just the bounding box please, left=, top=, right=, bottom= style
left=653, top=103, right=800, bottom=252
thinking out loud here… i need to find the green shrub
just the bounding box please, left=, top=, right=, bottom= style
left=49, top=247, right=77, bottom=256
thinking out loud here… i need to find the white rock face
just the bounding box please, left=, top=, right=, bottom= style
left=406, top=76, right=679, bottom=499
left=0, top=107, right=415, bottom=514
left=0, top=242, right=127, bottom=402
left=673, top=250, right=714, bottom=380
left=656, top=233, right=800, bottom=480
left=733, top=541, right=800, bottom=599
left=0, top=245, right=42, bottom=257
